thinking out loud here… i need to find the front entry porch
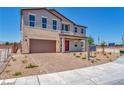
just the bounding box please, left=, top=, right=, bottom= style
left=60, top=35, right=88, bottom=52
left=65, top=40, right=69, bottom=51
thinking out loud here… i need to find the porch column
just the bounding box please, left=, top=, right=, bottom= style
left=85, top=38, right=88, bottom=51
left=61, top=37, right=65, bottom=53
left=86, top=38, right=90, bottom=60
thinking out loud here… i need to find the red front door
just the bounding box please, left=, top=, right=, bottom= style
left=65, top=40, right=69, bottom=51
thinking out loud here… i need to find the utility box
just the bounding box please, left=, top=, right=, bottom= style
left=89, top=45, right=96, bottom=51
left=120, top=50, right=124, bottom=56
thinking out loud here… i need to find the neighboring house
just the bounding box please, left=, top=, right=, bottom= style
left=21, top=8, right=88, bottom=53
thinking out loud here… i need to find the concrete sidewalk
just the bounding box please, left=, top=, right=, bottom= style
left=0, top=56, right=124, bottom=85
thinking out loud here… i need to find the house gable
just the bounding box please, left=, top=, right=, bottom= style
left=21, top=8, right=62, bottom=30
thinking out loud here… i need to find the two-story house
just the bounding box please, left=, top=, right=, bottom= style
left=21, top=8, right=88, bottom=53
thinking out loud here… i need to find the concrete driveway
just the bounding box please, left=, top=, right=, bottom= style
left=0, top=56, right=124, bottom=85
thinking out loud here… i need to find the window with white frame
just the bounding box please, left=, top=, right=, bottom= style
left=74, top=27, right=77, bottom=33
left=42, top=17, right=47, bottom=28
left=81, top=42, right=84, bottom=47
left=81, top=28, right=84, bottom=34
left=52, top=20, right=57, bottom=30
left=29, top=14, right=35, bottom=27
left=74, top=42, right=78, bottom=47
left=62, top=24, right=70, bottom=31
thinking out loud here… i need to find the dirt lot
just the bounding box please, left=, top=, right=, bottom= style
left=0, top=52, right=120, bottom=79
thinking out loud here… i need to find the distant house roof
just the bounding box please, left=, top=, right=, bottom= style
left=21, top=8, right=87, bottom=28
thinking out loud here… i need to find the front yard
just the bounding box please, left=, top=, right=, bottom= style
left=0, top=52, right=120, bottom=79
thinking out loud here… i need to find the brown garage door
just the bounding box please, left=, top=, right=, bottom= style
left=30, top=39, right=56, bottom=53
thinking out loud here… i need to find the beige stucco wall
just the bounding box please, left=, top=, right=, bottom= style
left=22, top=9, right=61, bottom=30
left=69, top=40, right=85, bottom=52
left=21, top=9, right=87, bottom=53
left=50, top=10, right=86, bottom=36
left=21, top=9, right=62, bottom=53
left=22, top=27, right=60, bottom=53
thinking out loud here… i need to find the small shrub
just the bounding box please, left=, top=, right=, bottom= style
left=104, top=53, right=106, bottom=56
left=106, top=56, right=109, bottom=58
left=5, top=70, right=10, bottom=73
left=109, top=59, right=112, bottom=62
left=25, top=55, right=28, bottom=59
left=91, top=60, right=96, bottom=63
left=7, top=64, right=11, bottom=66
left=13, top=59, right=16, bottom=61
left=82, top=57, right=86, bottom=59
left=96, top=58, right=100, bottom=61
left=25, top=64, right=38, bottom=69
left=22, top=59, right=28, bottom=64
left=76, top=55, right=80, bottom=58
left=80, top=53, right=82, bottom=55
left=13, top=72, right=22, bottom=76
left=90, top=56, right=93, bottom=58
left=94, top=55, right=96, bottom=58
left=12, top=57, right=16, bottom=61
left=108, top=52, right=112, bottom=55
left=22, top=55, right=28, bottom=64
left=73, top=53, right=76, bottom=56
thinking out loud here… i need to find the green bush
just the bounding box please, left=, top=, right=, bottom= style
left=82, top=57, right=86, bottom=59
left=91, top=60, right=96, bottom=63
left=96, top=58, right=100, bottom=61
left=12, top=57, right=16, bottom=61
left=94, top=55, right=96, bottom=58
left=108, top=52, right=112, bottom=55
left=76, top=55, right=80, bottom=58
left=22, top=59, right=28, bottom=64
left=73, top=53, right=76, bottom=56
left=106, top=56, right=109, bottom=58
left=104, top=53, right=106, bottom=56
left=25, top=64, right=38, bottom=69
left=13, top=72, right=22, bottom=76
left=7, top=64, right=11, bottom=66
left=5, top=70, right=10, bottom=73
left=109, top=59, right=112, bottom=62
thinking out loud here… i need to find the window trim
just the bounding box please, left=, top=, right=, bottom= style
left=74, top=42, right=78, bottom=47
left=52, top=19, right=57, bottom=30
left=74, top=27, right=78, bottom=33
left=81, top=42, right=84, bottom=47
left=28, top=13, right=36, bottom=27
left=62, top=24, right=70, bottom=31
left=41, top=16, right=47, bottom=28
left=81, top=28, right=84, bottom=34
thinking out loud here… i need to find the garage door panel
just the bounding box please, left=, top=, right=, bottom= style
left=30, top=39, right=56, bottom=53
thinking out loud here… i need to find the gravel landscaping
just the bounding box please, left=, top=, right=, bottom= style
left=0, top=52, right=120, bottom=80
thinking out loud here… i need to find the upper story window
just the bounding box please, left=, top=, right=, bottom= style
left=74, top=27, right=77, bottom=33
left=74, top=42, right=78, bottom=47
left=81, top=28, right=84, bottom=34
left=62, top=24, right=70, bottom=31
left=42, top=17, right=47, bottom=28
left=81, top=42, right=84, bottom=47
left=52, top=20, right=57, bottom=30
left=29, top=14, right=35, bottom=27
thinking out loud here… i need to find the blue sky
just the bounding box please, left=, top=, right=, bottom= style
left=0, top=7, right=124, bottom=44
